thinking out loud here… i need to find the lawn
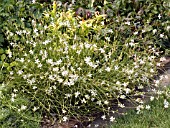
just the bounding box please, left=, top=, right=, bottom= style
left=110, top=95, right=170, bottom=128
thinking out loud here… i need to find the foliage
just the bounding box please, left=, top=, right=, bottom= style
left=0, top=0, right=48, bottom=47
left=0, top=0, right=169, bottom=127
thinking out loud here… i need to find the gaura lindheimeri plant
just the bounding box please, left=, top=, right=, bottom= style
left=0, top=0, right=169, bottom=127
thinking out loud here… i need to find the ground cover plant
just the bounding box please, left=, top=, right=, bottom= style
left=110, top=87, right=170, bottom=128
left=0, top=0, right=169, bottom=127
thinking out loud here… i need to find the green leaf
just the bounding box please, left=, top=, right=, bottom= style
left=0, top=34, right=4, bottom=43
left=145, top=25, right=153, bottom=32
left=3, top=62, right=9, bottom=67
left=7, top=66, right=11, bottom=71
left=10, top=61, right=17, bottom=67
left=0, top=48, right=4, bottom=54
left=0, top=61, right=2, bottom=67
left=1, top=54, right=6, bottom=61
left=0, top=73, right=4, bottom=82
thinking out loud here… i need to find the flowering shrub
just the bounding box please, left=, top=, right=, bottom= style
left=0, top=0, right=169, bottom=127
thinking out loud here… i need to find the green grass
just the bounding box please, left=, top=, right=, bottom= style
left=110, top=97, right=170, bottom=128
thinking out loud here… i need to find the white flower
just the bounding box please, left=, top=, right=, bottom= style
left=62, top=109, right=66, bottom=114
left=118, top=103, right=125, bottom=108
left=87, top=124, right=91, bottom=128
left=142, top=29, right=146, bottom=33
left=113, top=66, right=118, bottom=71
left=145, top=105, right=151, bottom=110
left=84, top=57, right=91, bottom=63
left=29, top=50, right=34, bottom=55
left=160, top=34, right=164, bottom=38
left=32, top=86, right=37, bottom=89
left=122, top=82, right=128, bottom=87
left=156, top=63, right=161, bottom=66
left=27, top=78, right=36, bottom=85
left=62, top=70, right=68, bottom=76
left=58, top=78, right=63, bottom=83
left=101, top=21, right=104, bottom=25
left=152, top=29, right=157, bottom=34
left=164, top=99, right=169, bottom=108
left=81, top=98, right=86, bottom=103
left=167, top=26, right=170, bottom=31
left=125, top=88, right=131, bottom=94
left=96, top=100, right=102, bottom=105
left=8, top=51, right=12, bottom=58
left=32, top=0, right=36, bottom=3
left=116, top=81, right=121, bottom=85
left=164, top=75, right=168, bottom=79
left=160, top=57, right=166, bottom=62
left=85, top=95, right=90, bottom=99
left=85, top=43, right=91, bottom=49
left=110, top=116, right=115, bottom=122
left=154, top=80, right=160, bottom=86
left=105, top=37, right=110, bottom=42
left=56, top=59, right=62, bottom=65
left=11, top=93, right=16, bottom=98
left=19, top=58, right=24, bottom=63
left=10, top=42, right=15, bottom=46
left=10, top=71, right=13, bottom=75
left=21, top=105, right=27, bottom=110
left=44, top=25, right=48, bottom=29
left=131, top=39, right=134, bottom=42
left=134, top=31, right=138, bottom=35
left=17, top=70, right=23, bottom=75
left=125, top=21, right=130, bottom=25
left=105, top=67, right=111, bottom=72
left=87, top=73, right=92, bottom=77
left=63, top=116, right=68, bottom=122
left=23, top=30, right=26, bottom=34
left=21, top=18, right=25, bottom=21
left=11, top=97, right=14, bottom=102
left=75, top=91, right=80, bottom=98
left=65, top=94, right=72, bottom=98
left=136, top=105, right=144, bottom=111
left=35, top=59, right=40, bottom=64
left=129, top=42, right=135, bottom=46
left=150, top=96, right=154, bottom=101
left=33, top=106, right=39, bottom=111
left=120, top=95, right=126, bottom=99
left=76, top=50, right=81, bottom=54
left=16, top=31, right=22, bottom=35
left=158, top=14, right=161, bottom=19
left=99, top=48, right=105, bottom=53
left=94, top=124, right=99, bottom=127
left=13, top=89, right=18, bottom=92
left=46, top=59, right=53, bottom=64
left=104, top=100, right=109, bottom=105
left=53, top=67, right=59, bottom=72
left=34, top=28, right=38, bottom=33
left=43, top=40, right=51, bottom=45
left=38, top=63, right=42, bottom=68
left=91, top=90, right=97, bottom=96
left=108, top=29, right=113, bottom=33
left=101, top=115, right=106, bottom=120
left=150, top=69, right=154, bottom=73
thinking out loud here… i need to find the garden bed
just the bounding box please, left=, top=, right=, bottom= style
left=0, top=0, right=169, bottom=128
